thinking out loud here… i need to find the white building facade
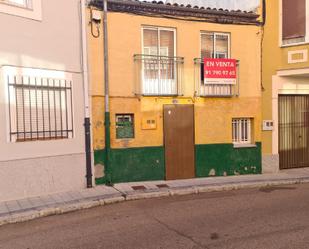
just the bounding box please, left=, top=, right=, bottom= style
left=0, top=0, right=91, bottom=201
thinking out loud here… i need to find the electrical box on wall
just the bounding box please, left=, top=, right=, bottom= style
left=142, top=117, right=157, bottom=130
left=263, top=120, right=274, bottom=131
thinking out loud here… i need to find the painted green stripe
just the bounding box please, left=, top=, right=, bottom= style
left=110, top=146, right=165, bottom=183
left=195, top=142, right=262, bottom=177
left=94, top=143, right=262, bottom=185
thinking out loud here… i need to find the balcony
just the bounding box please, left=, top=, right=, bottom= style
left=194, top=58, right=240, bottom=97
left=134, top=54, right=184, bottom=96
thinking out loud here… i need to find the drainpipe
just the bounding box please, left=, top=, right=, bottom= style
left=80, top=0, right=93, bottom=188
left=103, top=0, right=112, bottom=185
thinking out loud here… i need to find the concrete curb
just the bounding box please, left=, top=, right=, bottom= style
left=1, top=177, right=309, bottom=227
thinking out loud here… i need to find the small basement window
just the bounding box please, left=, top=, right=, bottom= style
left=116, top=114, right=134, bottom=139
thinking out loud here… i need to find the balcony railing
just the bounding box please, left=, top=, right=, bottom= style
left=134, top=54, right=184, bottom=96
left=194, top=58, right=240, bottom=97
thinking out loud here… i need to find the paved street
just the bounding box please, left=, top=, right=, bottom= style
left=0, top=183, right=309, bottom=249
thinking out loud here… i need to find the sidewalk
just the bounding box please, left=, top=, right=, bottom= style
left=1, top=168, right=309, bottom=226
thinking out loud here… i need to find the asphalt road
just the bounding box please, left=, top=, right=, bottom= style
left=0, top=183, right=309, bottom=249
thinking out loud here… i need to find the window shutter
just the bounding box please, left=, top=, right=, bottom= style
left=282, top=0, right=306, bottom=40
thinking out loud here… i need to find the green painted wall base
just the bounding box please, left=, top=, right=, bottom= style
left=94, top=146, right=165, bottom=184
left=195, top=143, right=262, bottom=177
left=94, top=143, right=262, bottom=184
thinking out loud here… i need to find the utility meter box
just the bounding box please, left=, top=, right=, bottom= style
left=262, top=120, right=274, bottom=131
left=142, top=117, right=157, bottom=130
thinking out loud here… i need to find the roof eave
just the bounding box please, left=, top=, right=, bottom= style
left=89, top=0, right=260, bottom=25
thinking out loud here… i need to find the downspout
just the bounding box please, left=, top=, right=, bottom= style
left=260, top=0, right=266, bottom=92
left=103, top=0, right=112, bottom=185
left=80, top=0, right=93, bottom=188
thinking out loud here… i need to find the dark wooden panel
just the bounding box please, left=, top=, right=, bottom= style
left=164, top=104, right=195, bottom=180
left=279, top=95, right=309, bottom=170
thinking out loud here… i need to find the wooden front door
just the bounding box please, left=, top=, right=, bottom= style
left=164, top=104, right=195, bottom=180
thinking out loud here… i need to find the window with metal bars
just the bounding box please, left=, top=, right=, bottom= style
left=141, top=26, right=178, bottom=95
left=7, top=74, right=74, bottom=142
left=232, top=118, right=252, bottom=145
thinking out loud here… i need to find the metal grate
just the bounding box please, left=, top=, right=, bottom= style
left=279, top=95, right=309, bottom=169
left=232, top=118, right=252, bottom=144
left=134, top=54, right=184, bottom=96
left=7, top=74, right=74, bottom=142
left=131, top=185, right=146, bottom=191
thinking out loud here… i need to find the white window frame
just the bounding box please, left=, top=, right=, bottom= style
left=279, top=0, right=309, bottom=47
left=200, top=32, right=231, bottom=59
left=0, top=0, right=42, bottom=20
left=141, top=26, right=176, bottom=57
left=199, top=32, right=233, bottom=97
left=232, top=118, right=254, bottom=147
left=141, top=26, right=177, bottom=95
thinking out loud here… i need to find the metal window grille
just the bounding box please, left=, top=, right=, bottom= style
left=134, top=54, right=184, bottom=96
left=116, top=114, right=134, bottom=139
left=7, top=74, right=74, bottom=142
left=232, top=118, right=252, bottom=144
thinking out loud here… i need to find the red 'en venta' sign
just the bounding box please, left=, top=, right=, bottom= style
left=204, top=58, right=237, bottom=85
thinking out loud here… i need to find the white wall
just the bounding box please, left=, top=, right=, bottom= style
left=0, top=0, right=88, bottom=201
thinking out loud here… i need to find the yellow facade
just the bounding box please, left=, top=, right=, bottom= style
left=262, top=0, right=309, bottom=172
left=87, top=4, right=263, bottom=183
left=88, top=12, right=262, bottom=147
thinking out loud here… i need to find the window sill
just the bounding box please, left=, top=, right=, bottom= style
left=197, top=94, right=234, bottom=98
left=233, top=143, right=257, bottom=149
left=280, top=41, right=309, bottom=48
left=141, top=94, right=181, bottom=97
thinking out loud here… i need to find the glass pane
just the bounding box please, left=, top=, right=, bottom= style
left=215, top=34, right=229, bottom=59
left=143, top=29, right=158, bottom=56
left=160, top=30, right=174, bottom=57
left=201, top=33, right=214, bottom=59
left=160, top=30, right=175, bottom=80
